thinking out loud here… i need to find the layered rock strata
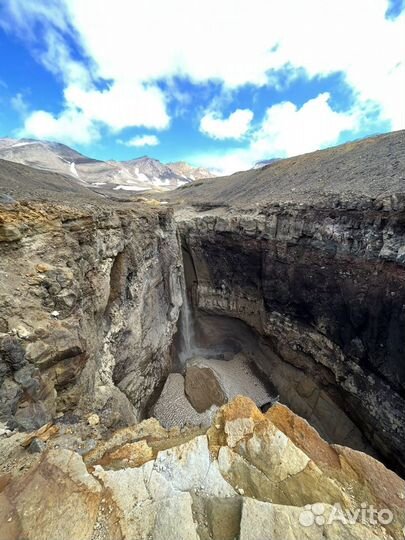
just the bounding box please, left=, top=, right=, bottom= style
left=177, top=195, right=405, bottom=473
left=0, top=200, right=182, bottom=431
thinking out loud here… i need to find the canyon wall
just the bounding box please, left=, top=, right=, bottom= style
left=0, top=201, right=182, bottom=431
left=2, top=193, right=404, bottom=475
left=177, top=195, right=405, bottom=474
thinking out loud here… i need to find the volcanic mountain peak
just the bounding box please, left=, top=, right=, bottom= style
left=0, top=137, right=215, bottom=192
left=167, top=160, right=215, bottom=180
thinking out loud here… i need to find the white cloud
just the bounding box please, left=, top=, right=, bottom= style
left=0, top=0, right=69, bottom=39
left=1, top=0, right=404, bottom=148
left=21, top=108, right=99, bottom=145
left=64, top=0, right=404, bottom=130
left=200, top=109, right=253, bottom=140
left=18, top=81, right=169, bottom=146
left=193, top=93, right=357, bottom=174
left=65, top=82, right=169, bottom=131
left=119, top=134, right=159, bottom=147
left=251, top=92, right=356, bottom=157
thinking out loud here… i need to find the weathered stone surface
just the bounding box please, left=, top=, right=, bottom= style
left=25, top=327, right=83, bottom=369
left=268, top=402, right=405, bottom=539
left=206, top=496, right=242, bottom=540
left=239, top=498, right=383, bottom=540
left=0, top=223, right=21, bottom=242
left=93, top=435, right=235, bottom=538
left=100, top=439, right=153, bottom=468
left=21, top=422, right=59, bottom=448
left=83, top=416, right=168, bottom=466
left=0, top=397, right=404, bottom=539
left=0, top=449, right=102, bottom=540
left=185, top=365, right=226, bottom=412
left=177, top=196, right=405, bottom=474
left=0, top=201, right=183, bottom=430
left=213, top=397, right=349, bottom=509
left=148, top=434, right=235, bottom=498
left=152, top=494, right=199, bottom=540
left=27, top=437, right=46, bottom=453
left=266, top=402, right=341, bottom=469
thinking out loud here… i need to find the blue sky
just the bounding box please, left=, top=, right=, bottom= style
left=0, top=0, right=404, bottom=173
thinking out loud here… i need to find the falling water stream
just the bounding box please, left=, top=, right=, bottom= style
left=179, top=262, right=195, bottom=365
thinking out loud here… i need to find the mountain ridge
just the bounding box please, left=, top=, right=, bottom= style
left=0, top=137, right=215, bottom=192
left=170, top=130, right=405, bottom=207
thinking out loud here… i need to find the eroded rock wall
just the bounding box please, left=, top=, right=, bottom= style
left=177, top=197, right=405, bottom=473
left=0, top=201, right=182, bottom=431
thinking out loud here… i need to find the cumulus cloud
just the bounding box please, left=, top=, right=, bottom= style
left=0, top=0, right=403, bottom=150
left=21, top=108, right=99, bottom=145
left=65, top=82, right=169, bottom=131
left=251, top=92, right=356, bottom=157
left=119, top=134, right=160, bottom=147
left=18, top=81, right=169, bottom=146
left=194, top=93, right=357, bottom=174
left=199, top=109, right=253, bottom=140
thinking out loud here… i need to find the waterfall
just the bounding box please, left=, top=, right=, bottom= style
left=179, top=258, right=195, bottom=365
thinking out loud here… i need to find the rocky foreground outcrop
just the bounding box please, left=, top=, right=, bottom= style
left=0, top=397, right=404, bottom=540
left=0, top=199, right=182, bottom=432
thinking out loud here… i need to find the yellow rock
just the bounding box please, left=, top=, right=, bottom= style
left=100, top=440, right=153, bottom=469
left=35, top=263, right=51, bottom=273
left=87, top=413, right=100, bottom=426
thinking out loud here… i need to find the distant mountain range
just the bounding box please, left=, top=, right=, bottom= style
left=0, top=138, right=215, bottom=191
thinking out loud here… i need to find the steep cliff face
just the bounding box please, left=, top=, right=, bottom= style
left=0, top=200, right=182, bottom=431
left=177, top=194, right=405, bottom=474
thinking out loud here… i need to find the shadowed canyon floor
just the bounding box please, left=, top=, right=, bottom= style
left=0, top=131, right=404, bottom=538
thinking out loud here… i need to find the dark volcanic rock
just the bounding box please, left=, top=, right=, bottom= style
left=174, top=131, right=405, bottom=475
left=177, top=202, right=405, bottom=473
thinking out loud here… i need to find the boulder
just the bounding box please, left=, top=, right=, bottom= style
left=185, top=365, right=226, bottom=412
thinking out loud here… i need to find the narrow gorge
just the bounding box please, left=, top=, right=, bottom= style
left=0, top=131, right=404, bottom=539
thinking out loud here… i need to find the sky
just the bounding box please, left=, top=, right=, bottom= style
left=0, top=0, right=404, bottom=174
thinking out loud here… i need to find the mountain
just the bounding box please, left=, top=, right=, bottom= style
left=0, top=138, right=215, bottom=192
left=167, top=161, right=215, bottom=181
left=0, top=158, right=102, bottom=201
left=171, top=130, right=405, bottom=206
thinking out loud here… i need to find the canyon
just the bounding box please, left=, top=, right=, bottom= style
left=0, top=130, right=404, bottom=539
